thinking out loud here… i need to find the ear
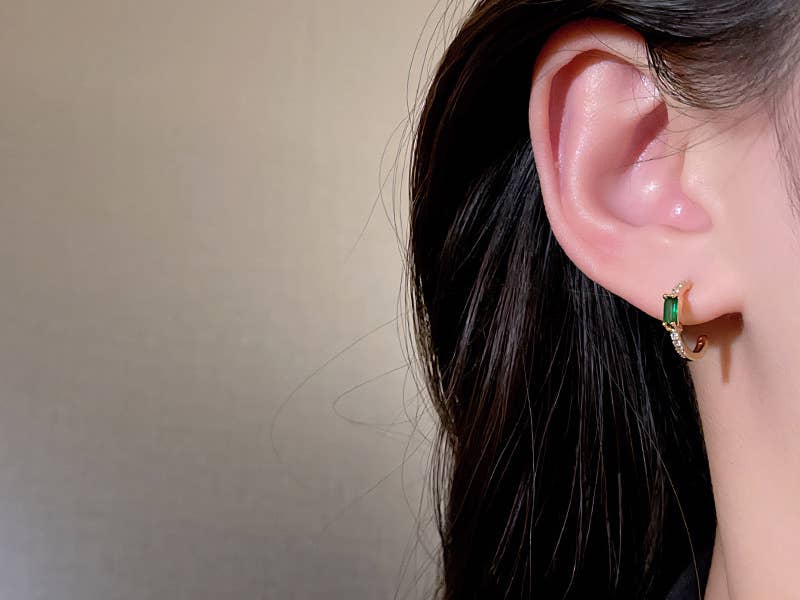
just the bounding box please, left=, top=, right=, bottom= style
left=528, top=18, right=742, bottom=324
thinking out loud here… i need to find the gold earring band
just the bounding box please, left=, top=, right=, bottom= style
left=662, top=280, right=708, bottom=361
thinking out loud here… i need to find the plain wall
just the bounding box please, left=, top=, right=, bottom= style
left=0, top=1, right=449, bottom=598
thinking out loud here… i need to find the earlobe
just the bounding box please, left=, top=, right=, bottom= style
left=528, top=18, right=740, bottom=325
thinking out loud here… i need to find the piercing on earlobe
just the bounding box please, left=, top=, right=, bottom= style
left=662, top=280, right=708, bottom=361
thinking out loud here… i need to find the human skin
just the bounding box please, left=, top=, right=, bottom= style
left=528, top=17, right=800, bottom=600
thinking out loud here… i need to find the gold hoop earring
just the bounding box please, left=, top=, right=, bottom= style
left=662, top=280, right=708, bottom=361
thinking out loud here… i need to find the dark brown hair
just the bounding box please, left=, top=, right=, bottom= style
left=407, top=1, right=800, bottom=597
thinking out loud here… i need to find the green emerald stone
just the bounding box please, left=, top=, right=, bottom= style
left=663, top=296, right=678, bottom=324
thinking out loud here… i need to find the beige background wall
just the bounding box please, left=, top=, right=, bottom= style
left=0, top=1, right=453, bottom=598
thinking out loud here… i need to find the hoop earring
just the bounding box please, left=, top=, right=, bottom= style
left=662, top=280, right=708, bottom=361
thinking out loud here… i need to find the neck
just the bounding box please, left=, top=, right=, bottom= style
left=690, top=312, right=800, bottom=599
